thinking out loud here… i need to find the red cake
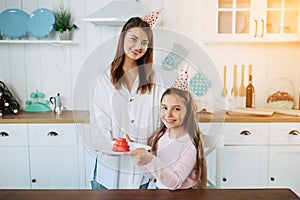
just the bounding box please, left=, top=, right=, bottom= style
left=113, top=138, right=130, bottom=152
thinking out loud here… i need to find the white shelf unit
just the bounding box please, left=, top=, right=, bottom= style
left=0, top=40, right=78, bottom=45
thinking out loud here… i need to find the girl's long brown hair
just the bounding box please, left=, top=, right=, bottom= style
left=148, top=88, right=207, bottom=188
left=110, top=17, right=154, bottom=94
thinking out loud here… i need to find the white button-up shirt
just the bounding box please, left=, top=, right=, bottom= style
left=89, top=67, right=165, bottom=189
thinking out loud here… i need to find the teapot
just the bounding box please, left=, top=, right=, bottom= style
left=49, top=93, right=63, bottom=115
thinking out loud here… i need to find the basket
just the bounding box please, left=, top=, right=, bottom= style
left=266, top=77, right=295, bottom=109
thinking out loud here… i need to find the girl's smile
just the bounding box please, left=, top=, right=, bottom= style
left=160, top=93, right=186, bottom=136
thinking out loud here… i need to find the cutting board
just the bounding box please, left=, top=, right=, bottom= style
left=227, top=107, right=274, bottom=116
left=274, top=109, right=300, bottom=117
left=227, top=107, right=300, bottom=117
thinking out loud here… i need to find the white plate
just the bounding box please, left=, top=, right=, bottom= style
left=95, top=141, right=151, bottom=156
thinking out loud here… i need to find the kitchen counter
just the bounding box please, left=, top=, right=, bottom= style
left=0, top=110, right=89, bottom=124
left=0, top=189, right=298, bottom=200
left=1, top=110, right=300, bottom=124
left=198, top=110, right=300, bottom=123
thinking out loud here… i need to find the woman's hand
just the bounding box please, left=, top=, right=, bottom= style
left=128, top=148, right=154, bottom=165
left=112, top=134, right=134, bottom=142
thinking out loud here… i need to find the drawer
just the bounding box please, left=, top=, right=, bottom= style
left=0, top=124, right=28, bottom=146
left=28, top=124, right=77, bottom=146
left=223, top=123, right=269, bottom=145
left=270, top=123, right=300, bottom=145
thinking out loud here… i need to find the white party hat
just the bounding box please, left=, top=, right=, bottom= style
left=173, top=64, right=189, bottom=91
left=141, top=8, right=163, bottom=29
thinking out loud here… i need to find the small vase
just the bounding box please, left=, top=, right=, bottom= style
left=59, top=30, right=72, bottom=40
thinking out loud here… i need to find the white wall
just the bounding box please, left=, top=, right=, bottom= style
left=1, top=0, right=300, bottom=111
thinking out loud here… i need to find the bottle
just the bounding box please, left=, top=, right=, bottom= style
left=0, top=85, right=3, bottom=97
left=246, top=74, right=255, bottom=108
left=0, top=81, right=5, bottom=97
left=9, top=101, right=19, bottom=114
left=0, top=102, right=4, bottom=117
left=1, top=90, right=11, bottom=107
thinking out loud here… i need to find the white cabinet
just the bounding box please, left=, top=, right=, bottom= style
left=28, top=124, right=82, bottom=189
left=268, top=123, right=300, bottom=196
left=0, top=123, right=85, bottom=189
left=203, top=0, right=300, bottom=42
left=218, top=123, right=269, bottom=188
left=0, top=124, right=30, bottom=189
left=219, top=146, right=269, bottom=188
left=218, top=122, right=300, bottom=196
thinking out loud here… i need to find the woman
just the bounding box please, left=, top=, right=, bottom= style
left=90, top=16, right=165, bottom=189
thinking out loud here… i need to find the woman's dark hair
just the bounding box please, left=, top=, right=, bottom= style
left=110, top=17, right=154, bottom=94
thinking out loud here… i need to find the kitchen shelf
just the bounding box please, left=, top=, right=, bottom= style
left=0, top=40, right=78, bottom=45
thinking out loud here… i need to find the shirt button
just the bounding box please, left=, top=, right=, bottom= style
left=129, top=99, right=134, bottom=102
left=130, top=120, right=134, bottom=123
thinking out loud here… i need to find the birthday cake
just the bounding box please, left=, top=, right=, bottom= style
left=112, top=138, right=130, bottom=152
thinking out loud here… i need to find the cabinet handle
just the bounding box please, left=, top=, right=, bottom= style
left=289, top=130, right=300, bottom=135
left=222, top=178, right=227, bottom=182
left=47, top=131, right=59, bottom=137
left=240, top=130, right=251, bottom=136
left=254, top=19, right=258, bottom=37
left=0, top=131, right=9, bottom=137
left=260, top=19, right=264, bottom=37
left=270, top=177, right=275, bottom=182
left=32, top=179, right=37, bottom=183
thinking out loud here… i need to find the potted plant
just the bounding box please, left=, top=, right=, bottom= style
left=53, top=5, right=78, bottom=40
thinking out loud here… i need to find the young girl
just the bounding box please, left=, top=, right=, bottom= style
left=130, top=87, right=207, bottom=190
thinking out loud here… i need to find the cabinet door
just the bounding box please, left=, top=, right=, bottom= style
left=29, top=146, right=79, bottom=189
left=199, top=123, right=225, bottom=188
left=219, top=146, right=269, bottom=188
left=262, top=0, right=300, bottom=41
left=0, top=124, right=30, bottom=189
left=269, top=123, right=300, bottom=196
left=204, top=0, right=300, bottom=42
left=0, top=147, right=30, bottom=189
left=204, top=0, right=257, bottom=42
left=268, top=146, right=300, bottom=197
left=28, top=124, right=80, bottom=189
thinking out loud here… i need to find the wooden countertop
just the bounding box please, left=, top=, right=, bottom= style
left=198, top=110, right=300, bottom=123
left=1, top=110, right=300, bottom=124
left=0, top=189, right=298, bottom=200
left=0, top=110, right=89, bottom=124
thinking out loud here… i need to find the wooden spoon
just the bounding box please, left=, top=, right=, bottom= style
left=239, top=64, right=246, bottom=96
left=231, top=65, right=238, bottom=97
left=222, top=65, right=228, bottom=97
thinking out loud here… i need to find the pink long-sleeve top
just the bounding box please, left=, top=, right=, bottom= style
left=141, top=129, right=198, bottom=190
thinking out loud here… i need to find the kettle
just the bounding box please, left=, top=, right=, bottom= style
left=49, top=93, right=63, bottom=115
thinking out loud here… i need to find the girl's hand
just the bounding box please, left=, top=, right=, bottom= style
left=128, top=148, right=153, bottom=165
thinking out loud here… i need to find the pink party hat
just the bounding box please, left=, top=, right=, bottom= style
left=141, top=8, right=163, bottom=29
left=173, top=65, right=189, bottom=91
